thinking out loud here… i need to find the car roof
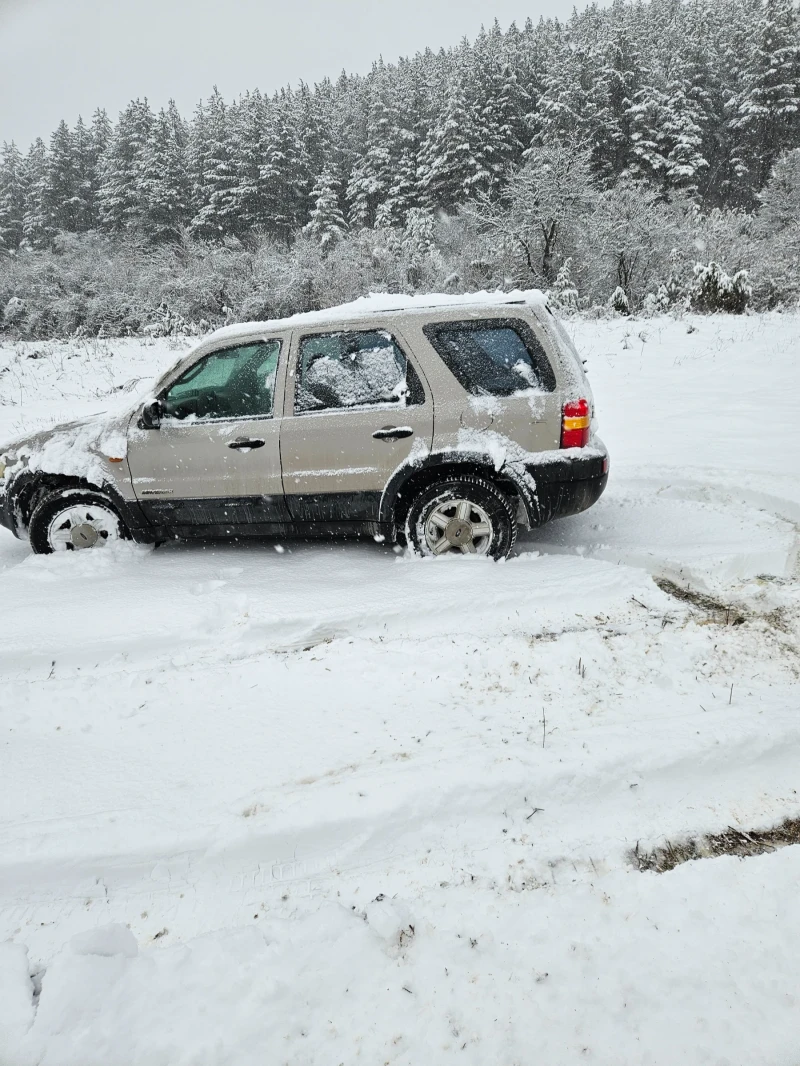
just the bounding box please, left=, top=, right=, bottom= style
left=204, top=289, right=549, bottom=346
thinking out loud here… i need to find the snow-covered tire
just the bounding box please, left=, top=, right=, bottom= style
left=405, top=476, right=517, bottom=561
left=28, top=488, right=129, bottom=555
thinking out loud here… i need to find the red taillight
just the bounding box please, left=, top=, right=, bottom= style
left=561, top=398, right=591, bottom=449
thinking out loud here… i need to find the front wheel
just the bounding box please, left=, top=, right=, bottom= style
left=29, top=489, right=128, bottom=555
left=405, top=476, right=517, bottom=561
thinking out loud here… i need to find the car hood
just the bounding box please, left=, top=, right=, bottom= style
left=0, top=409, right=133, bottom=487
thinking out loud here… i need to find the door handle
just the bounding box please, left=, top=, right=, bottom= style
left=372, top=426, right=414, bottom=441
left=228, top=438, right=266, bottom=450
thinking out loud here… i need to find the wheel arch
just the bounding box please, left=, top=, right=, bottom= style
left=380, top=452, right=536, bottom=535
left=9, top=470, right=144, bottom=536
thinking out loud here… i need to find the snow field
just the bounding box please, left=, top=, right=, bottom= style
left=0, top=313, right=799, bottom=1065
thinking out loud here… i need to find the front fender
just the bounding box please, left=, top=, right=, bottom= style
left=0, top=468, right=150, bottom=540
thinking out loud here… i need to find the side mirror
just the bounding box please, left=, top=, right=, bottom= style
left=139, top=399, right=162, bottom=430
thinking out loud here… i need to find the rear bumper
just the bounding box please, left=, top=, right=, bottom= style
left=524, top=445, right=609, bottom=526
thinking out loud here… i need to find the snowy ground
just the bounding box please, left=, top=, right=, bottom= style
left=0, top=314, right=799, bottom=1065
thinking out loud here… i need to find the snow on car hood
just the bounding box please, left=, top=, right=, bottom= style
left=0, top=409, right=132, bottom=487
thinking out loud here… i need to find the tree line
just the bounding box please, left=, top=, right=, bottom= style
left=0, top=0, right=798, bottom=334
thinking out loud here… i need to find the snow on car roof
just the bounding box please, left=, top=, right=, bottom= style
left=206, top=289, right=548, bottom=345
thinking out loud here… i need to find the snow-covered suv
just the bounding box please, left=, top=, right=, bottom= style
left=0, top=291, right=608, bottom=559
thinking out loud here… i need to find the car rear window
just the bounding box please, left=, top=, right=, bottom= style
left=423, top=318, right=555, bottom=396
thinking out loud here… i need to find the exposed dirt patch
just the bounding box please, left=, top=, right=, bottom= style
left=654, top=578, right=746, bottom=625
left=632, top=817, right=800, bottom=873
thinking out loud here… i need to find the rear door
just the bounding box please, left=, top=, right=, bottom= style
left=127, top=335, right=290, bottom=532
left=279, top=326, right=433, bottom=523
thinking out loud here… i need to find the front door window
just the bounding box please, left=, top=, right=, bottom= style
left=163, top=340, right=280, bottom=421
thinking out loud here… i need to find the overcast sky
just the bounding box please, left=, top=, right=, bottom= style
left=0, top=0, right=597, bottom=148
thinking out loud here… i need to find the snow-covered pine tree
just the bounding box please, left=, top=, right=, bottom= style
left=292, top=83, right=330, bottom=228
left=87, top=109, right=112, bottom=228
left=526, top=19, right=587, bottom=146
left=610, top=284, right=631, bottom=313
left=190, top=88, right=241, bottom=239
left=303, top=166, right=348, bottom=254
left=712, top=0, right=760, bottom=205
left=473, top=59, right=529, bottom=198
left=232, top=91, right=271, bottom=232
left=733, top=0, right=800, bottom=198
left=402, top=205, right=437, bottom=269
left=375, top=56, right=433, bottom=228
left=346, top=90, right=397, bottom=230
left=139, top=102, right=191, bottom=242
left=671, top=5, right=729, bottom=204
left=582, top=24, right=644, bottom=183
left=418, top=76, right=487, bottom=209
left=21, top=138, right=53, bottom=248
left=690, top=259, right=751, bottom=311
left=757, top=145, right=800, bottom=231
left=376, top=139, right=418, bottom=230
left=47, top=120, right=79, bottom=232
left=186, top=100, right=209, bottom=226
left=752, top=147, right=800, bottom=300
left=71, top=117, right=96, bottom=232
left=628, top=81, right=669, bottom=185
left=259, top=94, right=304, bottom=242
left=548, top=257, right=580, bottom=311
left=662, top=61, right=709, bottom=194
left=0, top=142, right=26, bottom=251
left=98, top=99, right=154, bottom=231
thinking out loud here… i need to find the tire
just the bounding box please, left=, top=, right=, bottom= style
left=29, top=488, right=128, bottom=555
left=405, top=475, right=517, bottom=561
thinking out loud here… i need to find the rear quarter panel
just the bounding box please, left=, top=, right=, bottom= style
left=397, top=306, right=572, bottom=460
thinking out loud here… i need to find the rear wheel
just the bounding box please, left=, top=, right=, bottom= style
left=29, top=489, right=128, bottom=555
left=405, top=476, right=517, bottom=561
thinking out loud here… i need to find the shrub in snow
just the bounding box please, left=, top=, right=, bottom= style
left=657, top=250, right=689, bottom=310
left=609, top=286, right=630, bottom=315
left=2, top=295, right=25, bottom=327
left=641, top=291, right=662, bottom=315
left=690, top=261, right=751, bottom=314
left=402, top=207, right=437, bottom=263
left=757, top=149, right=800, bottom=238
left=547, top=258, right=579, bottom=313
left=642, top=278, right=688, bottom=317
left=145, top=301, right=199, bottom=337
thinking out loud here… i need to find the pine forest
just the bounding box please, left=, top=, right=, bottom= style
left=1, top=0, right=799, bottom=335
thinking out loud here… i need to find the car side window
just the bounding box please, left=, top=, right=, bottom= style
left=162, top=340, right=281, bottom=421
left=294, top=330, right=424, bottom=414
left=423, top=319, right=556, bottom=396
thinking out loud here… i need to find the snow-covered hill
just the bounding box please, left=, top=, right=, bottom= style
left=1, top=314, right=798, bottom=1065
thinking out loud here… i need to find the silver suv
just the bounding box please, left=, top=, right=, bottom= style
left=0, top=293, right=608, bottom=560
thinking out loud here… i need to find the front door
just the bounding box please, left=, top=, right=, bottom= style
left=127, top=336, right=290, bottom=533
left=280, top=326, right=434, bottom=524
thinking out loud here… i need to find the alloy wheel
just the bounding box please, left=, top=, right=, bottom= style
left=423, top=498, right=494, bottom=556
